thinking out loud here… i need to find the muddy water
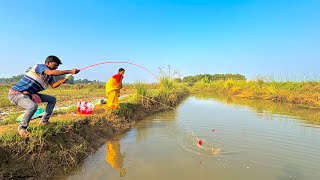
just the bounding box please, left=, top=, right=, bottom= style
left=67, top=94, right=320, bottom=180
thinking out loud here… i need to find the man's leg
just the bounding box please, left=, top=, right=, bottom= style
left=8, top=94, right=38, bottom=129
left=38, top=94, right=56, bottom=122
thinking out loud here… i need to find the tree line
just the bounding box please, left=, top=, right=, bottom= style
left=1, top=72, right=246, bottom=85
left=180, top=73, right=247, bottom=85
left=0, top=75, right=102, bottom=84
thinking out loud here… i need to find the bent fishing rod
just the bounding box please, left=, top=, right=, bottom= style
left=64, top=61, right=159, bottom=80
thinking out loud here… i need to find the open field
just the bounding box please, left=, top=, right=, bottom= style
left=0, top=84, right=135, bottom=122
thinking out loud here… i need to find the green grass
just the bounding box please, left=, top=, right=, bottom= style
left=0, top=111, right=21, bottom=125
left=113, top=102, right=136, bottom=119
left=191, top=79, right=320, bottom=108
left=0, top=130, right=22, bottom=142
left=133, top=76, right=189, bottom=108
left=0, top=118, right=83, bottom=143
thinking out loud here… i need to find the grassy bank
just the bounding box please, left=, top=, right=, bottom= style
left=0, top=79, right=188, bottom=179
left=191, top=80, right=320, bottom=109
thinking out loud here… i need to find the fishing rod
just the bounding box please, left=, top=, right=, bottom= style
left=64, top=61, right=159, bottom=80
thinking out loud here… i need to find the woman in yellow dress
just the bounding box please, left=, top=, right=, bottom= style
left=105, top=68, right=125, bottom=109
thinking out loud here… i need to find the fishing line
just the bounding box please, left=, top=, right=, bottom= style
left=65, top=61, right=159, bottom=81
left=82, top=61, right=158, bottom=79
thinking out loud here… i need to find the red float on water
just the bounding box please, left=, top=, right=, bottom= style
left=198, top=140, right=203, bottom=146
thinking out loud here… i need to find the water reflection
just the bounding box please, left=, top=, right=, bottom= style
left=134, top=109, right=178, bottom=143
left=106, top=138, right=126, bottom=177
left=193, top=92, right=320, bottom=127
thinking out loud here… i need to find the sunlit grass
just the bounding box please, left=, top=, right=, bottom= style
left=130, top=66, right=189, bottom=109
left=191, top=79, right=320, bottom=108
left=0, top=127, right=22, bottom=142
left=0, top=111, right=21, bottom=125
left=113, top=102, right=136, bottom=119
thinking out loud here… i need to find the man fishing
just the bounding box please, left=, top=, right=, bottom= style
left=8, top=55, right=80, bottom=137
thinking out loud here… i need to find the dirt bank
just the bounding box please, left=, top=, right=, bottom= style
left=0, top=102, right=173, bottom=179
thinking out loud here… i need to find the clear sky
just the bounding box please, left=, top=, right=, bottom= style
left=0, top=0, right=319, bottom=83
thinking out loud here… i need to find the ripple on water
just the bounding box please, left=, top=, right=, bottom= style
left=176, top=129, right=243, bottom=156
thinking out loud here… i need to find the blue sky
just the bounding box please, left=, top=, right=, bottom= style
left=0, top=0, right=319, bottom=83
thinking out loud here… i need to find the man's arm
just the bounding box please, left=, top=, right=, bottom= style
left=44, top=69, right=76, bottom=76
left=47, top=69, right=80, bottom=88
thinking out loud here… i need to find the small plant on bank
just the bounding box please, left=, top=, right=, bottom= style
left=114, top=102, right=136, bottom=119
